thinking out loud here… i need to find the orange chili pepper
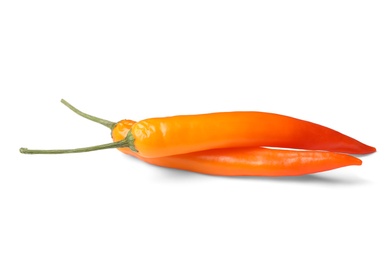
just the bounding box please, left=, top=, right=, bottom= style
left=20, top=99, right=375, bottom=158
left=113, top=120, right=362, bottom=177
left=127, top=112, right=375, bottom=157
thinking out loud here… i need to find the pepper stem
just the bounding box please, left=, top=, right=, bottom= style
left=19, top=133, right=138, bottom=154
left=20, top=140, right=127, bottom=154
left=61, top=99, right=115, bottom=130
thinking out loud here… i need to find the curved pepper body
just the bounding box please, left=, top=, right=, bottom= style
left=115, top=120, right=362, bottom=177
left=130, top=112, right=375, bottom=158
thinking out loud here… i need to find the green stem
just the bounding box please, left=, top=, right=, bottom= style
left=61, top=99, right=115, bottom=130
left=19, top=135, right=138, bottom=155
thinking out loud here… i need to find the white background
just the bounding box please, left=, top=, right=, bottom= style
left=1, top=1, right=389, bottom=259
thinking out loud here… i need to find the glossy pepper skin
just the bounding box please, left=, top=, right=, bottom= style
left=128, top=112, right=375, bottom=158
left=113, top=120, right=362, bottom=177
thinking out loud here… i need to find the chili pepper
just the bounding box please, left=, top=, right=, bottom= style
left=128, top=113, right=375, bottom=157
left=113, top=120, right=362, bottom=177
left=20, top=100, right=375, bottom=157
